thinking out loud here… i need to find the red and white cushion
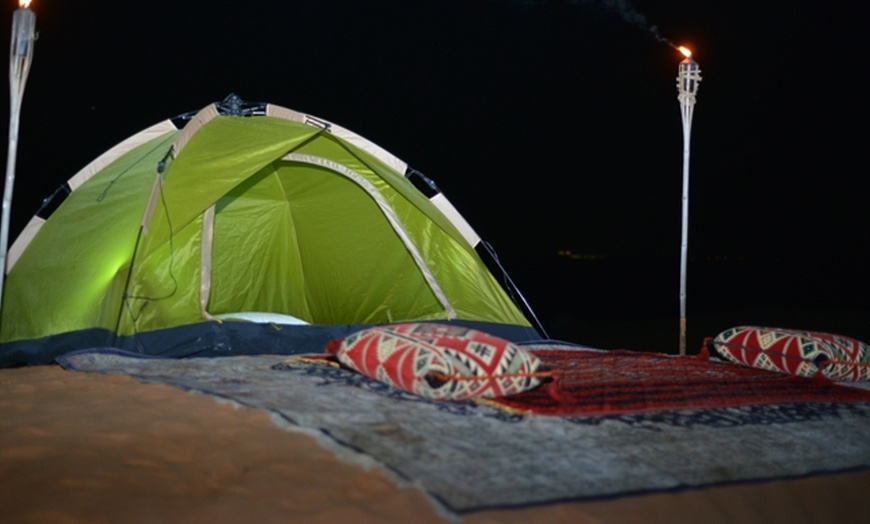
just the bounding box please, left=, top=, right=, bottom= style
left=326, top=323, right=546, bottom=400
left=711, top=326, right=870, bottom=381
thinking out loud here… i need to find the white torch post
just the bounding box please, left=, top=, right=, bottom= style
left=676, top=46, right=701, bottom=356
left=1, top=0, right=36, bottom=315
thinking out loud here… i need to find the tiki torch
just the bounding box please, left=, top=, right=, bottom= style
left=676, top=46, right=701, bottom=355
left=1, top=0, right=37, bottom=313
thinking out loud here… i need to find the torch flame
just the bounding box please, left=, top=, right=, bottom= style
left=20, top=0, right=32, bottom=8
left=678, top=46, right=692, bottom=58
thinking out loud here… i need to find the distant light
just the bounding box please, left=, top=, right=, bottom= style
left=678, top=46, right=692, bottom=58
left=556, top=250, right=607, bottom=261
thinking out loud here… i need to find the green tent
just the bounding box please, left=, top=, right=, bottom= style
left=0, top=97, right=541, bottom=365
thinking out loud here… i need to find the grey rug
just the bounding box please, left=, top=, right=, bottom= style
left=58, top=348, right=870, bottom=517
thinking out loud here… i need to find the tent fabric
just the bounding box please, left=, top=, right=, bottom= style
left=0, top=100, right=538, bottom=365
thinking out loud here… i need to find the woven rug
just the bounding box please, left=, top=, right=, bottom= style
left=295, top=348, right=870, bottom=416
left=58, top=347, right=870, bottom=517
left=489, top=348, right=870, bottom=415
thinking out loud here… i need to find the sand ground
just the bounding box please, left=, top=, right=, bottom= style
left=2, top=363, right=870, bottom=524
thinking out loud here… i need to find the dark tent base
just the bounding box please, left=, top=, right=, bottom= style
left=0, top=320, right=543, bottom=367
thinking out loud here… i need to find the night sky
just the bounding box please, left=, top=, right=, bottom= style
left=2, top=0, right=867, bottom=351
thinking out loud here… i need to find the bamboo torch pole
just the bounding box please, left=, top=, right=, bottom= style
left=1, top=0, right=37, bottom=316
left=676, top=46, right=701, bottom=355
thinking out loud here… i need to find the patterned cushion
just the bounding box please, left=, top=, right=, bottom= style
left=326, top=323, right=547, bottom=400
left=711, top=326, right=870, bottom=381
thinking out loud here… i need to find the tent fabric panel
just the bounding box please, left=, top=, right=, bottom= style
left=271, top=162, right=446, bottom=324
left=6, top=120, right=178, bottom=270
left=399, top=211, right=530, bottom=325
left=147, top=116, right=324, bottom=242
left=283, top=153, right=456, bottom=320
left=266, top=103, right=408, bottom=176
left=289, top=132, right=473, bottom=250
left=282, top=138, right=528, bottom=325
left=206, top=168, right=313, bottom=320
left=155, top=158, right=450, bottom=328
left=118, top=214, right=207, bottom=336
left=66, top=119, right=178, bottom=191
left=5, top=215, right=44, bottom=271
left=272, top=157, right=528, bottom=326
left=0, top=130, right=179, bottom=342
